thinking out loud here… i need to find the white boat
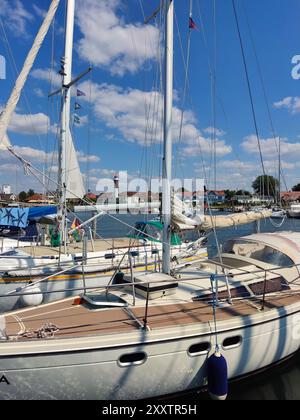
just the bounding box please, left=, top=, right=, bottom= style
left=1, top=232, right=300, bottom=399
left=288, top=204, right=300, bottom=219
left=0, top=0, right=291, bottom=402
left=271, top=208, right=286, bottom=219
left=0, top=0, right=208, bottom=312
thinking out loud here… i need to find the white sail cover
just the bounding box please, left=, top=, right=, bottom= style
left=0, top=134, right=11, bottom=151
left=0, top=0, right=60, bottom=145
left=172, top=196, right=272, bottom=231
left=64, top=128, right=85, bottom=199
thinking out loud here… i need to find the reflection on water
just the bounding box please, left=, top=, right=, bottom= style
left=78, top=211, right=300, bottom=400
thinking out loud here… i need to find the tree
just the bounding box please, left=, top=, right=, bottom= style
left=236, top=190, right=251, bottom=196
left=252, top=175, right=279, bottom=198
left=224, top=190, right=236, bottom=201
left=18, top=191, right=27, bottom=202
left=27, top=189, right=35, bottom=198
left=292, top=184, right=300, bottom=192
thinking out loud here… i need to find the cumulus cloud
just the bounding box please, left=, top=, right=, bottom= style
left=31, top=68, right=62, bottom=89
left=242, top=135, right=300, bottom=161
left=8, top=112, right=51, bottom=136
left=76, top=0, right=160, bottom=76
left=77, top=81, right=232, bottom=158
left=0, top=0, right=33, bottom=36
left=273, top=97, right=300, bottom=114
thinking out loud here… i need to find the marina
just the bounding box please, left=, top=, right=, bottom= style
left=0, top=0, right=300, bottom=403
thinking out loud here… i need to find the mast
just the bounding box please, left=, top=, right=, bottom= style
left=162, top=0, right=174, bottom=274
left=58, top=0, right=75, bottom=250
left=278, top=137, right=281, bottom=206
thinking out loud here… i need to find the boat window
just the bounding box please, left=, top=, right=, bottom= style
left=224, top=240, right=294, bottom=267
left=118, top=352, right=147, bottom=367
left=223, top=336, right=242, bottom=349
left=188, top=342, right=211, bottom=356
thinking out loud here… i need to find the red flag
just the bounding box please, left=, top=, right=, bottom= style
left=189, top=17, right=197, bottom=30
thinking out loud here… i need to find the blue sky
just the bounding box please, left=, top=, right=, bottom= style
left=0, top=0, right=300, bottom=194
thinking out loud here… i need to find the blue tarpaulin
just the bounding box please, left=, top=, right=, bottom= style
left=28, top=206, right=57, bottom=220
left=0, top=206, right=57, bottom=228
left=0, top=208, right=30, bottom=228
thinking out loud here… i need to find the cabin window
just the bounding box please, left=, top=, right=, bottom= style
left=118, top=352, right=147, bottom=367
left=188, top=342, right=211, bottom=356
left=224, top=240, right=294, bottom=267
left=223, top=336, right=242, bottom=349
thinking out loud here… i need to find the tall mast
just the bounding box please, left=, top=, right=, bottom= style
left=58, top=0, right=75, bottom=249
left=162, top=0, right=174, bottom=274
left=278, top=137, right=281, bottom=206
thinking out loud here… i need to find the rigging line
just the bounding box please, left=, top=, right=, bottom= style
left=138, top=11, right=163, bottom=181
left=86, top=63, right=93, bottom=192
left=174, top=7, right=192, bottom=180
left=231, top=0, right=266, bottom=177
left=241, top=1, right=288, bottom=194
left=195, top=0, right=229, bottom=130
left=45, top=16, right=57, bottom=194
left=212, top=0, right=217, bottom=191
left=10, top=148, right=180, bottom=250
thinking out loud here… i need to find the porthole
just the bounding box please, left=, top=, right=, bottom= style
left=222, top=336, right=242, bottom=350
left=188, top=342, right=211, bottom=357
left=118, top=352, right=147, bottom=367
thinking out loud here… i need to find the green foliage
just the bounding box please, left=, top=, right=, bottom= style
left=252, top=175, right=279, bottom=197
left=292, top=184, right=300, bottom=192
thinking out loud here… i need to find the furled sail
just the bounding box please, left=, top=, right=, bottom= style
left=64, top=128, right=85, bottom=199
left=0, top=0, right=61, bottom=145
left=0, top=134, right=11, bottom=151
left=202, top=210, right=272, bottom=230
left=172, top=196, right=272, bottom=231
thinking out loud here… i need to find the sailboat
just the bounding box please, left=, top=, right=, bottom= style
left=0, top=0, right=208, bottom=312
left=1, top=0, right=298, bottom=401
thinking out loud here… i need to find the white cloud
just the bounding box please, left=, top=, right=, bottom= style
left=0, top=0, right=33, bottom=36
left=32, top=3, right=46, bottom=18
left=203, top=127, right=226, bottom=137
left=77, top=81, right=232, bottom=157
left=8, top=112, right=51, bottom=136
left=242, top=135, right=300, bottom=161
left=77, top=151, right=100, bottom=163
left=34, top=88, right=44, bottom=98
left=76, top=0, right=160, bottom=76
left=273, top=96, right=300, bottom=114
left=31, top=68, right=62, bottom=88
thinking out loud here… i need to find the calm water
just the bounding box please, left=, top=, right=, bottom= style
left=79, top=211, right=300, bottom=400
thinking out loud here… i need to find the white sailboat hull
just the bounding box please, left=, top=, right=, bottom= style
left=0, top=304, right=299, bottom=399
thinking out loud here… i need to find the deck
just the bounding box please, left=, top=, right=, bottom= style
left=19, top=238, right=142, bottom=257
left=5, top=292, right=300, bottom=341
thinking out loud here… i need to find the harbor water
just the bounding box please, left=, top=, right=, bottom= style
left=90, top=212, right=300, bottom=400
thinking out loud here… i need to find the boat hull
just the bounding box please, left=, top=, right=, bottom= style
left=0, top=304, right=299, bottom=399
left=288, top=211, right=300, bottom=219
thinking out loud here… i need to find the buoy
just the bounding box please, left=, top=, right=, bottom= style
left=207, top=350, right=228, bottom=400
left=21, top=285, right=43, bottom=307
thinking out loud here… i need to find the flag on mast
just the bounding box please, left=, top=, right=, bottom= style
left=76, top=89, right=86, bottom=97
left=189, top=17, right=198, bottom=30
left=74, top=114, right=80, bottom=124
left=75, top=102, right=82, bottom=110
